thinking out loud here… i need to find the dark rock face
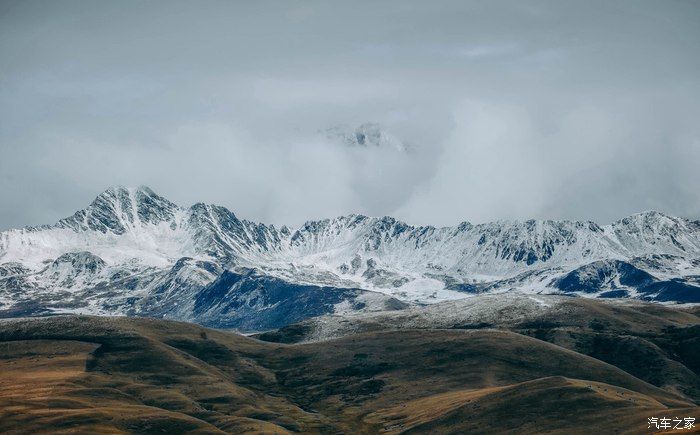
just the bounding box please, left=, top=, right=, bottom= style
left=598, top=290, right=630, bottom=298
left=468, top=220, right=589, bottom=266
left=552, top=259, right=700, bottom=303
left=446, top=282, right=484, bottom=293
left=185, top=203, right=284, bottom=263
left=58, top=187, right=132, bottom=234
left=554, top=260, right=656, bottom=293
left=52, top=252, right=106, bottom=274
left=0, top=263, right=31, bottom=278
left=361, top=259, right=410, bottom=288
left=123, top=258, right=223, bottom=322
left=192, top=269, right=375, bottom=330
left=57, top=186, right=178, bottom=234
left=134, top=186, right=178, bottom=225
left=640, top=280, right=700, bottom=303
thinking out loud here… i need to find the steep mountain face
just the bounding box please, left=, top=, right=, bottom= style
left=610, top=211, right=700, bottom=256
left=550, top=259, right=700, bottom=302
left=554, top=260, right=656, bottom=294
left=41, top=252, right=107, bottom=288
left=57, top=186, right=179, bottom=234
left=189, top=269, right=406, bottom=330
left=1, top=186, right=699, bottom=329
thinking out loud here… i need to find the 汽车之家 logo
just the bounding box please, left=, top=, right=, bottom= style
left=647, top=417, right=695, bottom=431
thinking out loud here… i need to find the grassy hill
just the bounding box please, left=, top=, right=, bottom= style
left=0, top=303, right=697, bottom=433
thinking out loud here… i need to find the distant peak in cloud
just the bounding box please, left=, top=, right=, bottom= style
left=323, top=123, right=408, bottom=153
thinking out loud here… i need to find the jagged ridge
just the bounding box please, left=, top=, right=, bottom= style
left=0, top=186, right=699, bottom=328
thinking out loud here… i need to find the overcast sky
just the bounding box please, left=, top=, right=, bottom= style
left=1, top=0, right=699, bottom=230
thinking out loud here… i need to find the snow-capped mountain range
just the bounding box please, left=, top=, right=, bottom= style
left=1, top=186, right=699, bottom=329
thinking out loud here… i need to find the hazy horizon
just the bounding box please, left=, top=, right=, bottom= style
left=2, top=0, right=699, bottom=230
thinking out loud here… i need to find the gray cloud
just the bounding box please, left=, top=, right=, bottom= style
left=1, top=0, right=699, bottom=230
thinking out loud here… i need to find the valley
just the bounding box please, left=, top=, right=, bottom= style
left=0, top=300, right=697, bottom=434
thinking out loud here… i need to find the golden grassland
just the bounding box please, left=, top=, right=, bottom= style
left=0, top=301, right=698, bottom=434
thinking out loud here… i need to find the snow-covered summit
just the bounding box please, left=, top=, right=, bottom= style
left=57, top=185, right=180, bottom=234
left=1, top=186, right=699, bottom=328
left=324, top=123, right=408, bottom=152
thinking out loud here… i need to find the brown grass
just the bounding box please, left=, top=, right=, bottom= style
left=0, top=311, right=697, bottom=434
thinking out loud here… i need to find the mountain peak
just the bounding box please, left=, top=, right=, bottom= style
left=615, top=210, right=677, bottom=226
left=57, top=185, right=179, bottom=234
left=3, top=185, right=700, bottom=312
left=324, top=122, right=408, bottom=152
left=97, top=184, right=159, bottom=199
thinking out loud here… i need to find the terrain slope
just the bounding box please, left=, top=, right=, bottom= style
left=1, top=304, right=698, bottom=434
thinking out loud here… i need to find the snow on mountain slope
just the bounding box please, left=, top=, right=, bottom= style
left=609, top=211, right=700, bottom=256
left=324, top=122, right=408, bottom=152
left=0, top=186, right=192, bottom=268
left=550, top=257, right=700, bottom=303
left=1, top=186, right=699, bottom=328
